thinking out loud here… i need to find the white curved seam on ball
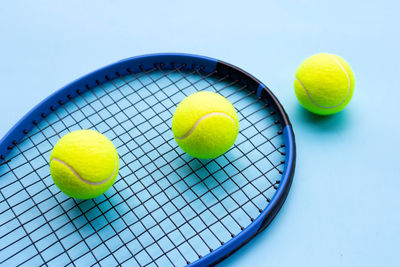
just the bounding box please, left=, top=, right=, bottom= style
left=295, top=55, right=351, bottom=109
left=175, top=112, right=238, bottom=140
left=51, top=149, right=117, bottom=186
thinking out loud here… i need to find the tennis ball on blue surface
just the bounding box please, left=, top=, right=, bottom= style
left=172, top=91, right=239, bottom=159
left=50, top=129, right=119, bottom=199
left=294, top=53, right=355, bottom=115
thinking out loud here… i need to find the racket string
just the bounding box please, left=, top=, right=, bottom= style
left=0, top=74, right=281, bottom=226
left=0, top=65, right=286, bottom=266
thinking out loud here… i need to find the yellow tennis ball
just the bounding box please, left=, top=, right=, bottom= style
left=172, top=91, right=239, bottom=159
left=294, top=53, right=355, bottom=115
left=49, top=129, right=119, bottom=199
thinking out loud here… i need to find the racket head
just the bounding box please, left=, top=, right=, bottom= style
left=0, top=53, right=295, bottom=266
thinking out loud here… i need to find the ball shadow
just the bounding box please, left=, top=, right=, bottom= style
left=295, top=103, right=352, bottom=133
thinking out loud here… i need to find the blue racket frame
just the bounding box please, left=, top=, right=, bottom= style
left=0, top=53, right=295, bottom=266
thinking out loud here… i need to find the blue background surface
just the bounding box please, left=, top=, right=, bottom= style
left=0, top=1, right=399, bottom=266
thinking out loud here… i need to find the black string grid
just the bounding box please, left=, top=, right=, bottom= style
left=0, top=64, right=286, bottom=266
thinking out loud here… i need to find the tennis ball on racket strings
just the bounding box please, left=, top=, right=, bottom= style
left=49, top=129, right=119, bottom=199
left=172, top=91, right=239, bottom=159
left=294, top=53, right=355, bottom=115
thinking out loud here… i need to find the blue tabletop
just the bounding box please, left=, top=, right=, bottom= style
left=0, top=1, right=399, bottom=266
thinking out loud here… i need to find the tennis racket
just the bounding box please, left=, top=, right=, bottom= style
left=0, top=53, right=295, bottom=266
